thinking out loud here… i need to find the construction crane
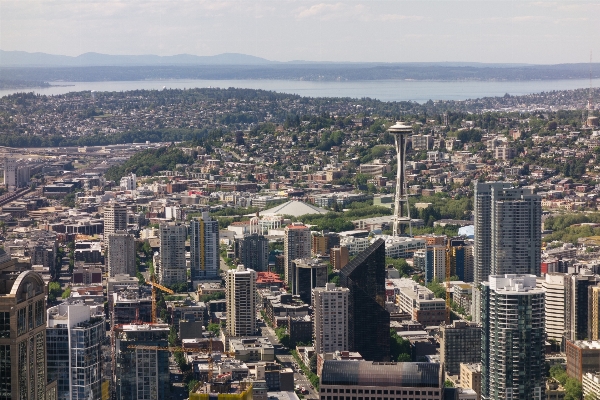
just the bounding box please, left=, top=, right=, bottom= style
left=145, top=276, right=174, bottom=323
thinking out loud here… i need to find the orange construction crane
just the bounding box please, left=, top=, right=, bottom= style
left=145, top=276, right=174, bottom=323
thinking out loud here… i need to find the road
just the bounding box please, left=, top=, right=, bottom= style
left=258, top=319, right=319, bottom=400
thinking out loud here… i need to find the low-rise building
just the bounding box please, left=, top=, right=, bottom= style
left=229, top=337, right=275, bottom=362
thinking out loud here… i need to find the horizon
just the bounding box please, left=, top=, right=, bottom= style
left=1, top=1, right=599, bottom=65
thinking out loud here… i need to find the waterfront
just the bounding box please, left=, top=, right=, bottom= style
left=0, top=78, right=594, bottom=103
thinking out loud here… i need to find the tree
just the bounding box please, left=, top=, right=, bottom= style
left=48, top=281, right=62, bottom=302
left=168, top=326, right=178, bottom=347
left=187, top=379, right=199, bottom=393
left=397, top=353, right=411, bottom=362
left=309, top=353, right=317, bottom=374
left=564, top=379, right=583, bottom=400
left=390, top=330, right=411, bottom=361
left=207, top=323, right=221, bottom=336
left=61, top=287, right=71, bottom=299
left=444, top=380, right=454, bottom=388
left=275, top=326, right=291, bottom=348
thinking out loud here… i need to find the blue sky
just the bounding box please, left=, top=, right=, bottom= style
left=1, top=0, right=599, bottom=63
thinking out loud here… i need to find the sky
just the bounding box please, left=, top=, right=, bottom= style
left=1, top=0, right=600, bottom=64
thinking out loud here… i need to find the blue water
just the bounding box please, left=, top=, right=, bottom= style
left=0, top=78, right=593, bottom=103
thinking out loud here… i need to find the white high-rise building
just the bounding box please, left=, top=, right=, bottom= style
left=226, top=265, right=256, bottom=337
left=284, top=223, right=311, bottom=284
left=158, top=223, right=187, bottom=285
left=481, top=274, right=545, bottom=400
left=4, top=158, right=17, bottom=188
left=119, top=173, right=136, bottom=191
left=46, top=299, right=106, bottom=400
left=104, top=203, right=128, bottom=244
left=312, top=283, right=349, bottom=354
left=542, top=273, right=567, bottom=343
left=190, top=212, right=219, bottom=280
left=107, top=230, right=136, bottom=277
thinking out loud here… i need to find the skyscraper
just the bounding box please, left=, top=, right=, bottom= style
left=190, top=212, right=219, bottom=280
left=226, top=265, right=257, bottom=337
left=565, top=273, right=600, bottom=341
left=107, top=230, right=136, bottom=277
left=481, top=274, right=545, bottom=400
left=589, top=285, right=600, bottom=340
left=47, top=299, right=106, bottom=400
left=114, top=324, right=170, bottom=400
left=543, top=273, right=567, bottom=344
left=158, top=222, right=187, bottom=285
left=284, top=223, right=311, bottom=285
left=439, top=320, right=481, bottom=376
left=312, top=283, right=349, bottom=354
left=104, top=203, right=128, bottom=245
left=291, top=258, right=328, bottom=304
left=235, top=233, right=269, bottom=272
left=0, top=269, right=57, bottom=400
left=474, top=183, right=541, bottom=284
left=339, top=238, right=390, bottom=361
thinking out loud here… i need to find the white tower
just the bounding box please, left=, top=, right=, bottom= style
left=388, top=122, right=413, bottom=236
left=226, top=265, right=257, bottom=337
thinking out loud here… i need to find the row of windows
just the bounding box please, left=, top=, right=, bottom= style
left=321, top=389, right=439, bottom=396
left=321, top=395, right=439, bottom=400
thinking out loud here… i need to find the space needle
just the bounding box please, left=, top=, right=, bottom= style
left=388, top=122, right=413, bottom=237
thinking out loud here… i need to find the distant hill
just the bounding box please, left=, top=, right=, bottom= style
left=0, top=50, right=274, bottom=67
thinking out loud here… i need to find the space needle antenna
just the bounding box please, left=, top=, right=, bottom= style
left=388, top=122, right=413, bottom=237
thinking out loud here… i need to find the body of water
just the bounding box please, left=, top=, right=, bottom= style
left=0, top=78, right=593, bottom=102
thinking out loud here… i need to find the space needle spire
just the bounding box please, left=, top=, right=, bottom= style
left=388, top=122, right=413, bottom=237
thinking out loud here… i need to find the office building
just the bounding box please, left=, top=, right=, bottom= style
left=565, top=340, right=600, bottom=381
left=47, top=299, right=106, bottom=400
left=565, top=273, right=600, bottom=341
left=590, top=285, right=600, bottom=340
left=114, top=324, right=170, bottom=400
left=460, top=363, right=482, bottom=400
left=190, top=213, right=219, bottom=280
left=235, top=233, right=269, bottom=272
left=319, top=360, right=443, bottom=400
left=582, top=372, right=600, bottom=400
left=330, top=246, right=349, bottom=270
left=474, top=183, right=541, bottom=284
left=107, top=231, right=136, bottom=277
left=226, top=266, right=257, bottom=337
left=0, top=270, right=57, bottom=400
left=312, top=283, right=349, bottom=354
left=284, top=223, right=311, bottom=284
left=543, top=273, right=567, bottom=343
left=291, top=258, right=328, bottom=304
left=103, top=203, right=128, bottom=244
left=159, top=222, right=187, bottom=285
left=395, top=283, right=446, bottom=327
left=481, top=274, right=544, bottom=400
left=311, top=233, right=340, bottom=256
left=439, top=321, right=481, bottom=376
left=339, top=238, right=390, bottom=361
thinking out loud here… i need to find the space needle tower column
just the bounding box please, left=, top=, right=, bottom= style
left=388, top=122, right=413, bottom=237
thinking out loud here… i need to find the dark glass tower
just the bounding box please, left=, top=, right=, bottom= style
left=339, top=238, right=390, bottom=361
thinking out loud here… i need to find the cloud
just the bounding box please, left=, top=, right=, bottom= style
left=380, top=14, right=424, bottom=22
left=297, top=2, right=346, bottom=19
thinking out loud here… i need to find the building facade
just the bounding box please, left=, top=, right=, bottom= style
left=339, top=239, right=390, bottom=361
left=543, top=273, right=567, bottom=343
left=190, top=213, right=220, bottom=280
left=291, top=258, right=328, bottom=304
left=114, top=324, right=170, bottom=400
left=235, top=233, right=269, bottom=272
left=589, top=285, right=600, bottom=340
left=0, top=270, right=57, bottom=400
left=481, top=275, right=545, bottom=400
left=284, top=223, right=311, bottom=285
left=159, top=222, right=187, bottom=285
left=565, top=273, right=600, bottom=341
left=319, top=360, right=443, bottom=400
left=107, top=231, right=136, bottom=277
left=474, top=183, right=541, bottom=284
left=103, top=203, right=128, bottom=244
left=46, top=299, right=106, bottom=400
left=226, top=266, right=257, bottom=337
left=312, top=283, right=349, bottom=354
left=439, top=321, right=481, bottom=376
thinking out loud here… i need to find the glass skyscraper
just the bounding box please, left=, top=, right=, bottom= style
left=339, top=238, right=390, bottom=361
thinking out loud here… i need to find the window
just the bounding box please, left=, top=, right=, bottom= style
left=27, top=305, right=33, bottom=331
left=17, top=308, right=26, bottom=335
left=35, top=301, right=43, bottom=327
left=0, top=313, right=9, bottom=338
